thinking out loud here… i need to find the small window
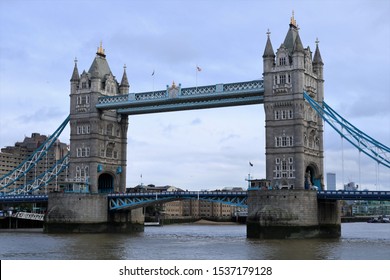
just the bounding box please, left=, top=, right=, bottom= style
left=279, top=57, right=286, bottom=66
left=282, top=136, right=287, bottom=147
left=107, top=124, right=113, bottom=136
left=288, top=110, right=293, bottom=119
left=280, top=74, right=286, bottom=84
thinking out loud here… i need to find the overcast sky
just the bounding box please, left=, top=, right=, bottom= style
left=0, top=0, right=389, bottom=191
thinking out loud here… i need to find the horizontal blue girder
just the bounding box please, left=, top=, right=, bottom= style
left=317, top=190, right=390, bottom=200
left=0, top=195, right=48, bottom=203
left=1, top=191, right=389, bottom=208
left=108, top=191, right=248, bottom=211
left=96, top=80, right=264, bottom=115
left=108, top=190, right=390, bottom=211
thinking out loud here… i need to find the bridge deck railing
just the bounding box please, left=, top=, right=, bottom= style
left=96, top=80, right=264, bottom=109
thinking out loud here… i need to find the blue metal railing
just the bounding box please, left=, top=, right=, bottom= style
left=96, top=80, right=264, bottom=113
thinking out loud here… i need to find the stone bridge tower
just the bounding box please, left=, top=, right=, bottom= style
left=69, top=44, right=129, bottom=194
left=263, top=14, right=324, bottom=190
left=247, top=16, right=340, bottom=239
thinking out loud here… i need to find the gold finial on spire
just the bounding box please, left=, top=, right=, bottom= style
left=290, top=10, right=297, bottom=27
left=171, top=81, right=176, bottom=88
left=97, top=41, right=106, bottom=57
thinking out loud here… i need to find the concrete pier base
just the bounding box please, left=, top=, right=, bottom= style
left=44, top=193, right=144, bottom=233
left=246, top=189, right=340, bottom=239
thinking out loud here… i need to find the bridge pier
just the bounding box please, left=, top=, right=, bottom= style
left=246, top=189, right=340, bottom=239
left=44, top=193, right=144, bottom=233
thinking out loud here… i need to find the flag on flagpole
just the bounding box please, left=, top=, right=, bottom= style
left=196, top=66, right=202, bottom=72
left=249, top=162, right=253, bottom=167
left=151, top=70, right=155, bottom=76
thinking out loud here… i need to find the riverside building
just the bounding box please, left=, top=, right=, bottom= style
left=0, top=133, right=69, bottom=193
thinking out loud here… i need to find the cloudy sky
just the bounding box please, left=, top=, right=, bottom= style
left=0, top=0, right=389, bottom=191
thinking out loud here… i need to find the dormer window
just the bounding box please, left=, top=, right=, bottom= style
left=279, top=57, right=286, bottom=66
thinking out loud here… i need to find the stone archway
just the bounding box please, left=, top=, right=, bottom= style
left=98, top=173, right=114, bottom=193
left=305, top=164, right=321, bottom=190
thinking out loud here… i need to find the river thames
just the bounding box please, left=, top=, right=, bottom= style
left=0, top=222, right=389, bottom=260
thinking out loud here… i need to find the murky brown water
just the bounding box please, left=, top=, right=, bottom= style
left=0, top=223, right=389, bottom=259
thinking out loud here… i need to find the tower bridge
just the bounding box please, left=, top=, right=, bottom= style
left=1, top=16, right=389, bottom=237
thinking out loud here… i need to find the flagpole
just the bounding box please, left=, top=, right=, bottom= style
left=196, top=65, right=201, bottom=91
left=248, top=162, right=253, bottom=189
left=196, top=66, right=198, bottom=90
left=152, top=69, right=155, bottom=93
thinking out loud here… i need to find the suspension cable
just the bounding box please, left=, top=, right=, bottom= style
left=341, top=127, right=345, bottom=189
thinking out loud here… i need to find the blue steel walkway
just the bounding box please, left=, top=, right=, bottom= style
left=96, top=80, right=264, bottom=115
left=1, top=191, right=390, bottom=211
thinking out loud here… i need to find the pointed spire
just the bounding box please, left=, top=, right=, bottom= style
left=120, top=64, right=129, bottom=87
left=70, top=57, right=80, bottom=81
left=89, top=43, right=112, bottom=79
left=119, top=64, right=130, bottom=94
left=263, top=29, right=275, bottom=58
left=313, top=38, right=324, bottom=65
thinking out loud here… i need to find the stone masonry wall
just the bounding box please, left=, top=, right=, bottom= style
left=45, top=193, right=108, bottom=224
left=247, top=189, right=319, bottom=227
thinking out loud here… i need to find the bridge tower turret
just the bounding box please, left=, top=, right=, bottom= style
left=263, top=14, right=325, bottom=190
left=68, top=43, right=129, bottom=194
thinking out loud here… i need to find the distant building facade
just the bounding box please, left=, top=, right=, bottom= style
left=344, top=182, right=358, bottom=191
left=0, top=133, right=69, bottom=193
left=249, top=179, right=271, bottom=190
left=326, top=172, right=336, bottom=190
left=128, top=185, right=246, bottom=219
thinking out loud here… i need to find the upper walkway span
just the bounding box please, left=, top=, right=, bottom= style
left=96, top=80, right=264, bottom=115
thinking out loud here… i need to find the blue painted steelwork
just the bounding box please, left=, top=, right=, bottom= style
left=96, top=80, right=264, bottom=115
left=0, top=115, right=70, bottom=191
left=317, top=190, right=390, bottom=200
left=6, top=153, right=70, bottom=195
left=107, top=190, right=390, bottom=211
left=1, top=191, right=389, bottom=207
left=108, top=191, right=248, bottom=211
left=0, top=195, right=48, bottom=203
left=304, top=92, right=390, bottom=168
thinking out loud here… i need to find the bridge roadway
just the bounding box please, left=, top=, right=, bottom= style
left=1, top=190, right=390, bottom=210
